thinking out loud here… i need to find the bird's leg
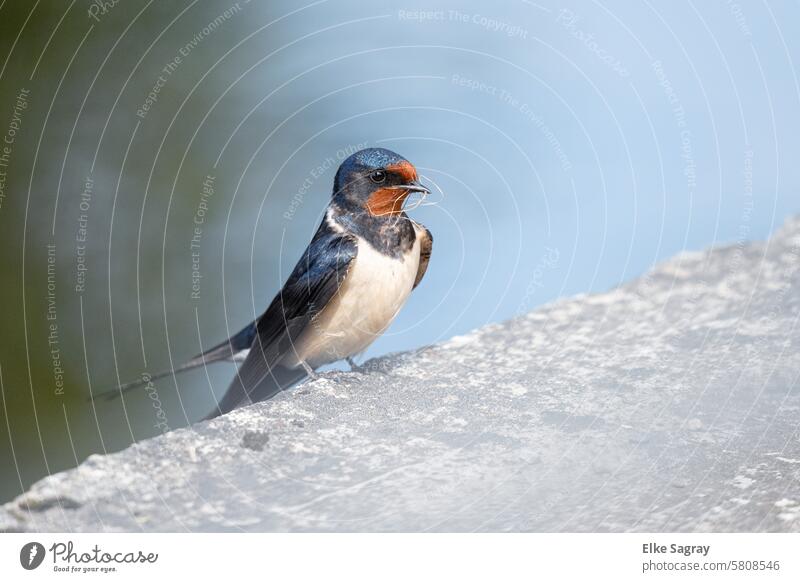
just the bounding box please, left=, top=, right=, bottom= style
left=300, top=360, right=319, bottom=380
left=346, top=356, right=362, bottom=373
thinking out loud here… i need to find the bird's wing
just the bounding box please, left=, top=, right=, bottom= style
left=188, top=320, right=257, bottom=364
left=221, top=225, right=358, bottom=402
left=413, top=225, right=433, bottom=289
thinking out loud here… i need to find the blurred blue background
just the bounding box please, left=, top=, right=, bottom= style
left=0, top=0, right=798, bottom=501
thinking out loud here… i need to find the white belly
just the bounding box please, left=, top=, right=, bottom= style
left=286, top=235, right=420, bottom=368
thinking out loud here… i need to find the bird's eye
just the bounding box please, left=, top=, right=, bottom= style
left=370, top=170, right=386, bottom=183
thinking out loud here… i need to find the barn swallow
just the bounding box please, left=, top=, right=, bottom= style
left=94, top=148, right=432, bottom=420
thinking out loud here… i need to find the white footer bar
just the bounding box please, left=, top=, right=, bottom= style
left=1, top=533, right=797, bottom=581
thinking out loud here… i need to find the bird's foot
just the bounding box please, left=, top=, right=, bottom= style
left=300, top=360, right=320, bottom=380
left=346, top=356, right=364, bottom=373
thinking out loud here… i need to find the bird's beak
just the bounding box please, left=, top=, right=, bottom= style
left=393, top=180, right=430, bottom=195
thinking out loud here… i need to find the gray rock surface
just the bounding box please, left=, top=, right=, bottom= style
left=3, top=218, right=800, bottom=532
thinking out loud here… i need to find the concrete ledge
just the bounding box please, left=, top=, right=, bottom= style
left=2, top=218, right=799, bottom=532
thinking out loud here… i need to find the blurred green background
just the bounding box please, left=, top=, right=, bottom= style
left=2, top=1, right=799, bottom=502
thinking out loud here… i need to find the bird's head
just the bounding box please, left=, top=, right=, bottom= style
left=332, top=147, right=429, bottom=217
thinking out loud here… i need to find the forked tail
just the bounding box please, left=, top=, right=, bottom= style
left=88, top=354, right=219, bottom=402
left=88, top=321, right=257, bottom=402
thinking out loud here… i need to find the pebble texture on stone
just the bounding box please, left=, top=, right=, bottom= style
left=2, top=218, right=799, bottom=532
